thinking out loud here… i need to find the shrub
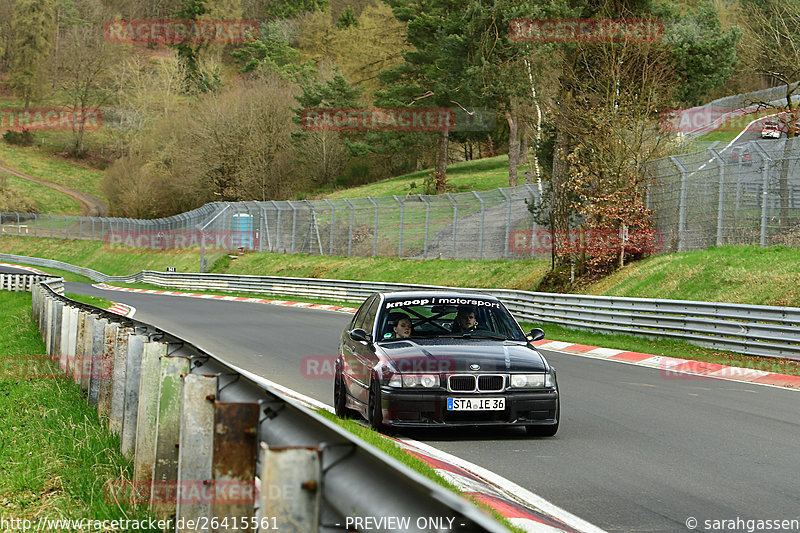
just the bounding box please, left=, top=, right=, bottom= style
left=2, top=130, right=35, bottom=146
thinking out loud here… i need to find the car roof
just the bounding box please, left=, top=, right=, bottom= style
left=380, top=290, right=501, bottom=303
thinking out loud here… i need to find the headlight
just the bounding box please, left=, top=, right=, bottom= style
left=510, top=373, right=546, bottom=388
left=401, top=374, right=440, bottom=388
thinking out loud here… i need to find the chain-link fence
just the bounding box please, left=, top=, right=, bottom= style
left=648, top=138, right=800, bottom=251
left=0, top=186, right=547, bottom=260
left=2, top=139, right=799, bottom=259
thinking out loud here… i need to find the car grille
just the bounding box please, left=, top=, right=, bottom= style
left=447, top=374, right=506, bottom=392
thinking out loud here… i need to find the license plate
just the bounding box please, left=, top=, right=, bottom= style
left=447, top=398, right=505, bottom=411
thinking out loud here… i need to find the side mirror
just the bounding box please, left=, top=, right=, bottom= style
left=349, top=328, right=371, bottom=343
left=528, top=328, right=545, bottom=342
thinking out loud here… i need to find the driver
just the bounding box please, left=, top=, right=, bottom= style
left=452, top=306, right=478, bottom=333
left=391, top=315, right=413, bottom=339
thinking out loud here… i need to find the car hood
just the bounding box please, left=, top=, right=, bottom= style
left=378, top=338, right=548, bottom=373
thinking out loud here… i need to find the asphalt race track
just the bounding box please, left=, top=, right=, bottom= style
left=49, top=282, right=800, bottom=532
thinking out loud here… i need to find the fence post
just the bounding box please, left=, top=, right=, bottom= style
left=368, top=197, right=379, bottom=257
left=472, top=191, right=485, bottom=260
left=394, top=195, right=404, bottom=257
left=709, top=149, right=725, bottom=246
left=344, top=199, right=354, bottom=257
left=289, top=201, right=297, bottom=254
left=752, top=143, right=772, bottom=247
left=669, top=156, right=688, bottom=252
left=324, top=199, right=336, bottom=256
left=175, top=374, right=218, bottom=530
left=499, top=189, right=512, bottom=259
left=447, top=193, right=458, bottom=259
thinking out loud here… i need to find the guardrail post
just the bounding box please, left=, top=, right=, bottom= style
left=109, top=326, right=132, bottom=435
left=88, top=317, right=109, bottom=405
left=98, top=322, right=119, bottom=422
left=133, top=340, right=165, bottom=491
left=79, top=314, right=100, bottom=393
left=212, top=402, right=259, bottom=529
left=43, top=295, right=52, bottom=357
left=59, top=303, right=71, bottom=371
left=260, top=445, right=321, bottom=531
left=175, top=374, right=218, bottom=529
left=65, top=307, right=79, bottom=375
left=122, top=334, right=150, bottom=456
left=52, top=300, right=64, bottom=363
left=151, top=355, right=191, bottom=518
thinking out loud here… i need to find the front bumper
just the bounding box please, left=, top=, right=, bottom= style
left=379, top=387, right=559, bottom=428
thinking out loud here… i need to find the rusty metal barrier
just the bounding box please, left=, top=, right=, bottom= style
left=28, top=277, right=508, bottom=533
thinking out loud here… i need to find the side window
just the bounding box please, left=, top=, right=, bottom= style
left=351, top=295, right=376, bottom=330
left=361, top=297, right=381, bottom=336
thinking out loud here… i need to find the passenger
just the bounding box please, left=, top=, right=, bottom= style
left=452, top=306, right=478, bottom=333
left=393, top=315, right=413, bottom=338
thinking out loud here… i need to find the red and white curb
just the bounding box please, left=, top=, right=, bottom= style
left=107, top=302, right=136, bottom=318
left=533, top=340, right=800, bottom=390
left=0, top=262, right=49, bottom=275
left=92, top=283, right=359, bottom=314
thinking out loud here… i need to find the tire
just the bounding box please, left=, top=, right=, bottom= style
left=526, top=400, right=559, bottom=437
left=367, top=378, right=385, bottom=431
left=334, top=373, right=350, bottom=419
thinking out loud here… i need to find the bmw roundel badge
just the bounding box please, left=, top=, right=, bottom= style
left=469, top=363, right=480, bottom=371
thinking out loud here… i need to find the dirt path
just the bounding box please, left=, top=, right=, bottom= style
left=0, top=161, right=108, bottom=216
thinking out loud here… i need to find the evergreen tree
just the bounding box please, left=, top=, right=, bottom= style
left=8, top=0, right=56, bottom=108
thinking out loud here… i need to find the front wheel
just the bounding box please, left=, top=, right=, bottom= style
left=367, top=378, right=385, bottom=431
left=334, top=373, right=349, bottom=418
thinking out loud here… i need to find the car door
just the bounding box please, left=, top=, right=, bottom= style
left=341, top=294, right=377, bottom=405
left=350, top=295, right=381, bottom=406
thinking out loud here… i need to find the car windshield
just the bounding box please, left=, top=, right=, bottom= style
left=376, top=296, right=527, bottom=341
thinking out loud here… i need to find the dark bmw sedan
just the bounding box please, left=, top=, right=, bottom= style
left=334, top=291, right=559, bottom=436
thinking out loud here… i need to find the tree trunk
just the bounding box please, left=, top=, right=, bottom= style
left=437, top=128, right=448, bottom=184
left=506, top=99, right=519, bottom=187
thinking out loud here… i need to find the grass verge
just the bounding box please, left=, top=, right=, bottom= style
left=0, top=291, right=156, bottom=527
left=64, top=293, right=113, bottom=309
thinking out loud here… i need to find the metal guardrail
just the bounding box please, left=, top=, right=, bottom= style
left=4, top=253, right=799, bottom=360
left=27, top=276, right=509, bottom=532
left=0, top=273, right=55, bottom=292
